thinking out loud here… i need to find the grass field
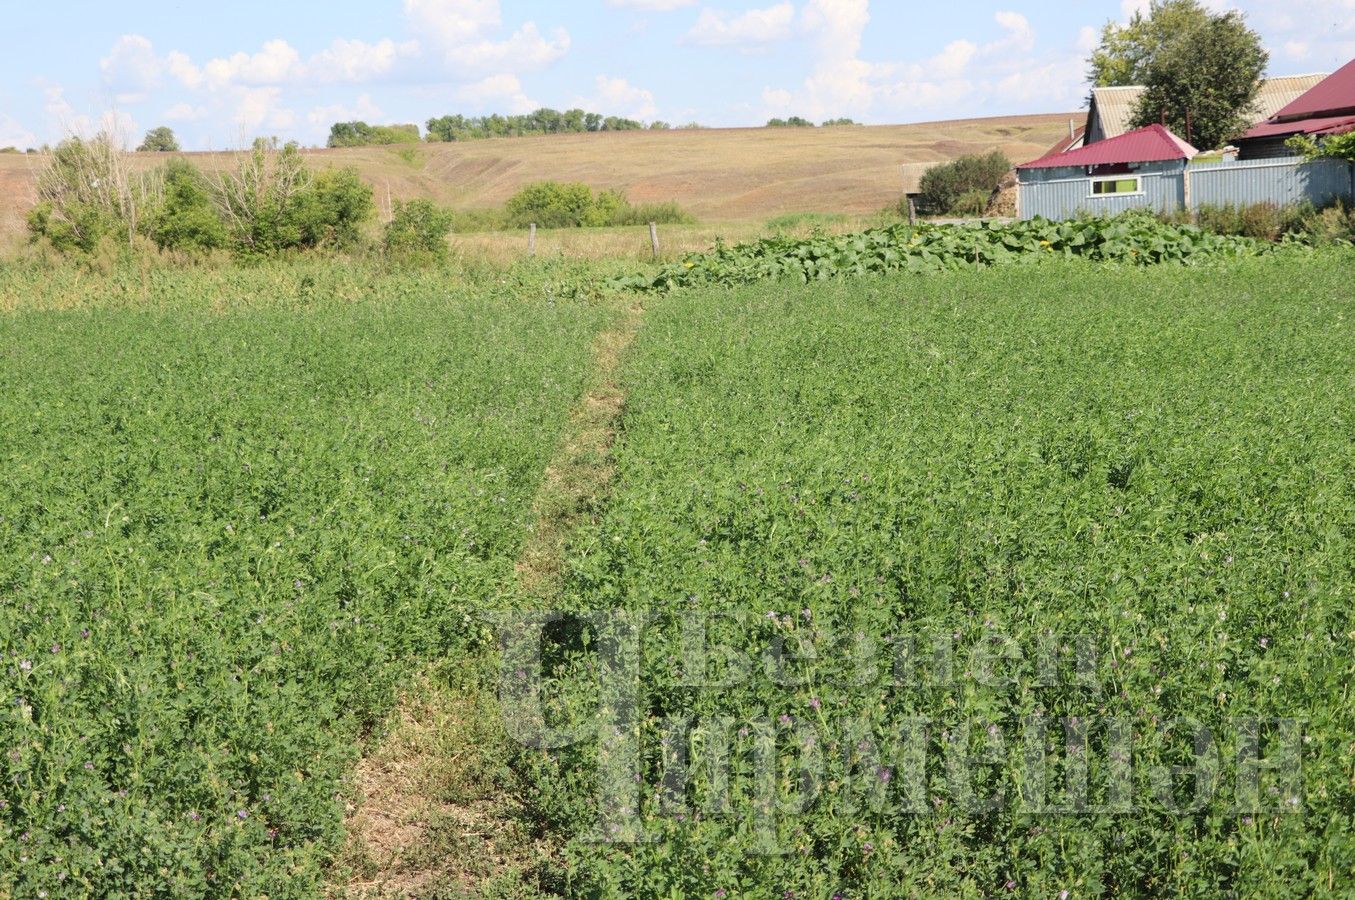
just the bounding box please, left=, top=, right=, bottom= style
left=527, top=257, right=1355, bottom=897
left=1, top=247, right=1352, bottom=897
left=0, top=114, right=1075, bottom=253
left=0, top=263, right=616, bottom=894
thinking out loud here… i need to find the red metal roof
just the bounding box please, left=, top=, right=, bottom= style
left=1272, top=58, right=1355, bottom=121
left=1242, top=114, right=1355, bottom=140
left=1018, top=124, right=1197, bottom=170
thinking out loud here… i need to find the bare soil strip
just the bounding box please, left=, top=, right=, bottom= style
left=337, top=300, right=645, bottom=898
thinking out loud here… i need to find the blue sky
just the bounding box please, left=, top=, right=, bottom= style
left=1, top=0, right=1352, bottom=150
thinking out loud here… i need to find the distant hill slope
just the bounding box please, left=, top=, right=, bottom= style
left=0, top=113, right=1077, bottom=247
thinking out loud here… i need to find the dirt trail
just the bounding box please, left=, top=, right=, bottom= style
left=338, top=300, right=646, bottom=898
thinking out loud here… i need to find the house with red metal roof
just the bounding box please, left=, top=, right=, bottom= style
left=1016, top=124, right=1198, bottom=220
left=1237, top=59, right=1355, bottom=159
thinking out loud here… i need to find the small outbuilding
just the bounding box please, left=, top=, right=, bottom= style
left=1016, top=124, right=1198, bottom=221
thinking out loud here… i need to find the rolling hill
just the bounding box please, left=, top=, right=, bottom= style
left=0, top=113, right=1078, bottom=250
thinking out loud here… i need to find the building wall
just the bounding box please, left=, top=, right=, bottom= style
left=1019, top=156, right=1355, bottom=220
left=1018, top=162, right=1186, bottom=221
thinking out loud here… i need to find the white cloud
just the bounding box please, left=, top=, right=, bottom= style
left=450, top=22, right=570, bottom=72
left=202, top=40, right=304, bottom=89
left=309, top=39, right=420, bottom=83
left=164, top=102, right=209, bottom=123
left=43, top=84, right=139, bottom=144
left=456, top=73, right=537, bottom=113
left=685, top=4, right=796, bottom=46
left=0, top=114, right=37, bottom=149
left=577, top=75, right=659, bottom=119
left=306, top=93, right=384, bottom=127
left=607, top=0, right=696, bottom=9
left=404, top=0, right=501, bottom=47
left=764, top=5, right=1090, bottom=122
left=100, top=35, right=163, bottom=95
left=232, top=86, right=295, bottom=134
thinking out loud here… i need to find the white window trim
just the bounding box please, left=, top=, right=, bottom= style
left=1087, top=174, right=1145, bottom=199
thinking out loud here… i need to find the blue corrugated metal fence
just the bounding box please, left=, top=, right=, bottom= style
left=1020, top=156, right=1355, bottom=221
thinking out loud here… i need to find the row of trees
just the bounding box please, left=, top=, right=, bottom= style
left=425, top=109, right=659, bottom=142
left=766, top=117, right=860, bottom=128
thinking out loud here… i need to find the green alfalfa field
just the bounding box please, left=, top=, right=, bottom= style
left=1, top=239, right=1353, bottom=897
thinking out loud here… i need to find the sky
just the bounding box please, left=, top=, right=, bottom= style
left=1, top=0, right=1353, bottom=150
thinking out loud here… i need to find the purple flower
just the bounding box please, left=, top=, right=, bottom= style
left=237, top=809, right=249, bottom=820
left=715, top=891, right=727, bottom=899
left=50, top=644, right=61, bottom=654
left=809, top=698, right=822, bottom=711
left=863, top=841, right=874, bottom=852
left=779, top=714, right=792, bottom=725
left=80, top=629, right=90, bottom=640
left=877, top=767, right=892, bottom=783
left=83, top=761, right=94, bottom=770
left=1005, top=881, right=1017, bottom=891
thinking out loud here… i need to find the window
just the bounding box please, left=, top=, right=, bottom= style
left=1090, top=176, right=1142, bottom=196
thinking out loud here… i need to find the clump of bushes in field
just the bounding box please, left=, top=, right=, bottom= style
left=383, top=198, right=456, bottom=262
left=327, top=120, right=422, bottom=148
left=914, top=151, right=1012, bottom=216
left=616, top=214, right=1267, bottom=293
left=504, top=181, right=694, bottom=230
left=27, top=134, right=377, bottom=259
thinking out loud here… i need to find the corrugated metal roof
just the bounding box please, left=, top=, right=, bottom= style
left=1243, top=114, right=1355, bottom=140
left=1088, top=86, right=1144, bottom=141
left=1019, top=124, right=1198, bottom=170
left=1088, top=75, right=1329, bottom=143
left=1273, top=59, right=1355, bottom=120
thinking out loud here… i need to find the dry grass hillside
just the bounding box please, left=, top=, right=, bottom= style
left=0, top=113, right=1077, bottom=251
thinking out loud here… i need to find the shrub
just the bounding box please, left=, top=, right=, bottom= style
left=26, top=134, right=157, bottom=253
left=503, top=182, right=692, bottom=230
left=384, top=198, right=455, bottom=261
left=1194, top=202, right=1316, bottom=242
left=208, top=141, right=373, bottom=254
left=146, top=159, right=227, bottom=251
left=951, top=189, right=993, bottom=218
left=327, top=121, right=421, bottom=148
left=766, top=117, right=815, bottom=128
left=916, top=151, right=1011, bottom=216
left=286, top=167, right=375, bottom=250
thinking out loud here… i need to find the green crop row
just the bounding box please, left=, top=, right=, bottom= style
left=612, top=215, right=1272, bottom=293
left=526, top=257, right=1355, bottom=897
left=0, top=265, right=613, bottom=895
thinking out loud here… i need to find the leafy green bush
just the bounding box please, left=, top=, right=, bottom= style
left=211, top=142, right=373, bottom=254
left=917, top=151, right=1012, bottom=216
left=146, top=159, right=228, bottom=252
left=384, top=198, right=456, bottom=261
left=505, top=182, right=692, bottom=229
left=766, top=117, right=815, bottom=128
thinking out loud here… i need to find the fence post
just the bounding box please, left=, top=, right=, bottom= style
left=907, top=197, right=918, bottom=227
left=649, top=222, right=660, bottom=260
left=1182, top=165, right=1193, bottom=216
left=529, top=223, right=537, bottom=257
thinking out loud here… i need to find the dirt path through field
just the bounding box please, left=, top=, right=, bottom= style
left=337, top=298, right=646, bottom=898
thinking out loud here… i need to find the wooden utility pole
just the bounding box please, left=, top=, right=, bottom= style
left=649, top=222, right=660, bottom=260
left=907, top=197, right=918, bottom=226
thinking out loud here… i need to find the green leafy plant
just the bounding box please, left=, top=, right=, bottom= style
left=384, top=198, right=456, bottom=261
left=146, top=159, right=228, bottom=251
